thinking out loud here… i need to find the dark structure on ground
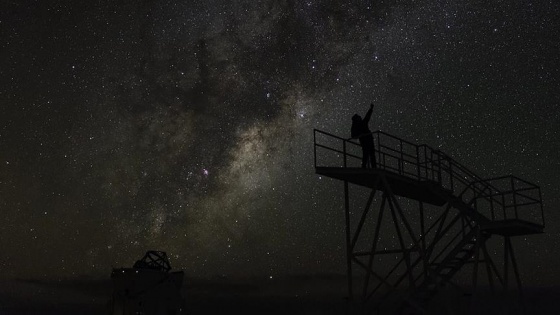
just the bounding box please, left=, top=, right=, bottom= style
left=109, top=251, right=184, bottom=315
left=314, top=130, right=545, bottom=314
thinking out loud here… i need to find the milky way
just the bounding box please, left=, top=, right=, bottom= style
left=1, top=0, right=558, bottom=283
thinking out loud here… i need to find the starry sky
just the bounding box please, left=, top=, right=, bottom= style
left=1, top=0, right=558, bottom=284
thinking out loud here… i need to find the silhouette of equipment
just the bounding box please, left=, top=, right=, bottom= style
left=313, top=129, right=545, bottom=314
left=133, top=250, right=172, bottom=272
left=109, top=251, right=184, bottom=315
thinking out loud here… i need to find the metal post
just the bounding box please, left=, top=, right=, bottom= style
left=507, top=238, right=523, bottom=290
left=363, top=194, right=386, bottom=300
left=472, top=230, right=481, bottom=291
left=511, top=177, right=519, bottom=219
left=504, top=237, right=509, bottom=291
left=343, top=140, right=347, bottom=168
left=381, top=177, right=421, bottom=251
left=377, top=133, right=381, bottom=169
left=344, top=180, right=353, bottom=299
left=483, top=246, right=505, bottom=287
left=507, top=237, right=525, bottom=314
left=428, top=147, right=433, bottom=181
left=419, top=201, right=427, bottom=279
left=502, top=193, right=507, bottom=220
left=490, top=187, right=496, bottom=221
left=539, top=188, right=545, bottom=226
left=351, top=185, right=378, bottom=250
left=387, top=195, right=415, bottom=288
left=399, top=139, right=404, bottom=175
left=437, top=151, right=442, bottom=185
left=416, top=146, right=421, bottom=180
left=313, top=129, right=317, bottom=167
left=481, top=242, right=495, bottom=293
left=449, top=161, right=454, bottom=193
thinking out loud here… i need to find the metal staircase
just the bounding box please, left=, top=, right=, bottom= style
left=313, top=129, right=544, bottom=314
left=406, top=230, right=480, bottom=303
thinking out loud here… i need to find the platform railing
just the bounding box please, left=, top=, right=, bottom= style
left=313, top=129, right=544, bottom=227
left=464, top=176, right=545, bottom=227
left=313, top=129, right=488, bottom=192
left=314, top=129, right=445, bottom=183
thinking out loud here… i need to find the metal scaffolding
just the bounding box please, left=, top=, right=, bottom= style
left=313, top=129, right=544, bottom=314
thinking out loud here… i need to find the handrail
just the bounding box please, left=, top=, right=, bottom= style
left=314, top=129, right=544, bottom=227
left=314, top=128, right=485, bottom=189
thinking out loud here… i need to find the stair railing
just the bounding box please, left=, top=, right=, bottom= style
left=314, top=129, right=544, bottom=227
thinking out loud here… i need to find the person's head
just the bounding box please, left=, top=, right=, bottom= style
left=352, top=114, right=362, bottom=122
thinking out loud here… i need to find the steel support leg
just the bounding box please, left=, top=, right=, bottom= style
left=363, top=194, right=386, bottom=301
left=344, top=180, right=353, bottom=298
left=507, top=237, right=526, bottom=314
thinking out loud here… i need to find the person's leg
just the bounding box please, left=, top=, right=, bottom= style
left=360, top=140, right=368, bottom=168
left=370, top=143, right=377, bottom=168
left=364, top=138, right=374, bottom=168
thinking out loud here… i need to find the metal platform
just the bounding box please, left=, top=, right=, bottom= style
left=313, top=129, right=545, bottom=231
left=316, top=167, right=449, bottom=206
left=480, top=219, right=544, bottom=236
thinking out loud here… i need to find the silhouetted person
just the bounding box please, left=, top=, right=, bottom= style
left=351, top=103, right=376, bottom=168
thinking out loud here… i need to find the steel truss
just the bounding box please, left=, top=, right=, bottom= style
left=314, top=129, right=544, bottom=314
left=343, top=174, right=532, bottom=314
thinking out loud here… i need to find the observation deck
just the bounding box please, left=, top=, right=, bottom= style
left=316, top=167, right=450, bottom=206
left=313, top=129, right=545, bottom=236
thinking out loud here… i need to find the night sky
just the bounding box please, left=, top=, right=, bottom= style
left=1, top=0, right=559, bottom=286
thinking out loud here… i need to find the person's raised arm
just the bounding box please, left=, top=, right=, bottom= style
left=363, top=103, right=374, bottom=123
